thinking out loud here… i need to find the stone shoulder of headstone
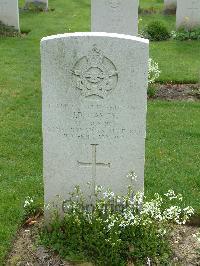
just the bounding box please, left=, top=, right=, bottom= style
left=41, top=32, right=149, bottom=220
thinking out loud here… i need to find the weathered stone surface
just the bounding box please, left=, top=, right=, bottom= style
left=91, top=0, right=139, bottom=36
left=25, top=0, right=48, bottom=10
left=176, top=0, right=200, bottom=29
left=0, top=0, right=19, bottom=30
left=41, top=32, right=148, bottom=214
left=164, top=0, right=177, bottom=10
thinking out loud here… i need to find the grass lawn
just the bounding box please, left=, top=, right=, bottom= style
left=0, top=0, right=199, bottom=263
left=140, top=0, right=164, bottom=10
left=139, top=0, right=200, bottom=83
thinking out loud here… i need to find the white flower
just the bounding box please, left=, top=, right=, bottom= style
left=116, top=198, right=121, bottom=204
left=164, top=190, right=183, bottom=201
left=183, top=206, right=194, bottom=216
left=103, top=192, right=108, bottom=198
left=147, top=257, right=151, bottom=266
left=134, top=191, right=144, bottom=208
left=95, top=185, right=103, bottom=193
left=148, top=58, right=161, bottom=85
left=158, top=228, right=167, bottom=236
left=171, top=30, right=177, bottom=38
left=141, top=201, right=163, bottom=221
left=127, top=171, right=137, bottom=181
left=103, top=190, right=115, bottom=199
left=24, top=197, right=34, bottom=208
left=163, top=205, right=183, bottom=223
left=24, top=201, right=30, bottom=208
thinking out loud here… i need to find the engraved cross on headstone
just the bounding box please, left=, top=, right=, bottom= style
left=78, top=144, right=111, bottom=193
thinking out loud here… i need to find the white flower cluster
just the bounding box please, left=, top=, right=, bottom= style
left=141, top=190, right=194, bottom=225
left=126, top=171, right=138, bottom=182
left=64, top=186, right=194, bottom=240
left=171, top=30, right=177, bottom=39
left=141, top=199, right=163, bottom=221
left=103, top=190, right=115, bottom=200
left=105, top=214, right=119, bottom=231
left=148, top=58, right=161, bottom=84
left=119, top=209, right=139, bottom=228
left=24, top=196, right=34, bottom=208
left=164, top=189, right=183, bottom=201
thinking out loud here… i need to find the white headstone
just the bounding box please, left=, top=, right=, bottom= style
left=164, top=0, right=177, bottom=10
left=25, top=0, right=48, bottom=10
left=91, top=0, right=139, bottom=36
left=176, top=0, right=200, bottom=29
left=41, top=32, right=148, bottom=214
left=0, top=0, right=19, bottom=30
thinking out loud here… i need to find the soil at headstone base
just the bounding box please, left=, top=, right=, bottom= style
left=6, top=216, right=200, bottom=266
left=6, top=216, right=89, bottom=266
left=152, top=84, right=200, bottom=101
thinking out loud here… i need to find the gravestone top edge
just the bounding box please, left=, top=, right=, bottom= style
left=40, top=32, right=149, bottom=45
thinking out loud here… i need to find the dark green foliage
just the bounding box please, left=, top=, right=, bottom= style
left=148, top=85, right=157, bottom=98
left=40, top=187, right=176, bottom=266
left=172, top=28, right=200, bottom=41
left=24, top=2, right=47, bottom=12
left=20, top=27, right=31, bottom=35
left=145, top=21, right=170, bottom=41
left=41, top=215, right=171, bottom=266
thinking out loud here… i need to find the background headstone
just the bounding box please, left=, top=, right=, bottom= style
left=41, top=32, right=148, bottom=214
left=25, top=0, right=48, bottom=10
left=0, top=0, right=19, bottom=30
left=91, top=0, right=139, bottom=36
left=176, top=0, right=200, bottom=29
left=164, top=0, right=177, bottom=11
